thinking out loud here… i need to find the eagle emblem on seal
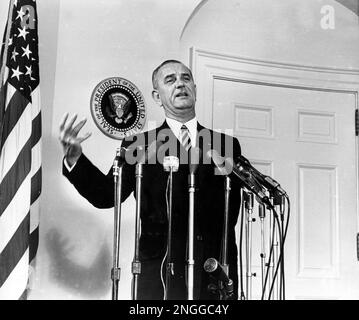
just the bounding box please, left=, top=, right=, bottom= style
left=108, top=92, right=133, bottom=124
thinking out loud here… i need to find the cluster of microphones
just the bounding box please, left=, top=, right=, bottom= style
left=208, top=149, right=286, bottom=207
left=115, top=140, right=287, bottom=202
left=114, top=139, right=288, bottom=300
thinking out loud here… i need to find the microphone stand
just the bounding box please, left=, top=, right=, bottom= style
left=270, top=191, right=285, bottom=300
left=205, top=176, right=234, bottom=301
left=166, top=166, right=174, bottom=300
left=163, top=156, right=179, bottom=300
left=219, top=176, right=232, bottom=300
left=187, top=148, right=201, bottom=300
left=259, top=203, right=266, bottom=299
left=267, top=197, right=274, bottom=298
left=131, top=146, right=145, bottom=300
left=244, top=191, right=255, bottom=300
left=111, top=148, right=124, bottom=300
left=187, top=167, right=196, bottom=300
left=238, top=188, right=246, bottom=300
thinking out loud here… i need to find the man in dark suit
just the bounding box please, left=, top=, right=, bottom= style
left=59, top=60, right=242, bottom=300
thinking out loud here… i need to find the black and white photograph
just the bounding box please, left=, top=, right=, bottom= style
left=0, top=0, right=359, bottom=306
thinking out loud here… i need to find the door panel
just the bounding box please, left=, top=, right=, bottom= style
left=212, top=79, right=359, bottom=299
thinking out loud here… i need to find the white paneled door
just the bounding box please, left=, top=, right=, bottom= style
left=212, top=78, right=359, bottom=299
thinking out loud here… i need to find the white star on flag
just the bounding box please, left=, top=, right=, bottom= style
left=21, top=44, right=32, bottom=59
left=14, top=0, right=18, bottom=7
left=17, top=26, right=29, bottom=40
left=11, top=66, right=24, bottom=80
left=8, top=37, right=13, bottom=46
left=25, top=65, right=35, bottom=80
left=11, top=48, right=19, bottom=61
left=16, top=7, right=25, bottom=21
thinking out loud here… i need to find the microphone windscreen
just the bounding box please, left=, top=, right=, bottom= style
left=114, top=147, right=128, bottom=166
left=203, top=257, right=218, bottom=273
left=163, top=156, right=179, bottom=172
left=203, top=258, right=230, bottom=285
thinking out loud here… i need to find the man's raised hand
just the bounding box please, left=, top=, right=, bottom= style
left=59, top=112, right=92, bottom=167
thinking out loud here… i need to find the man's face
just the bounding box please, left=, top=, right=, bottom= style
left=152, top=62, right=196, bottom=121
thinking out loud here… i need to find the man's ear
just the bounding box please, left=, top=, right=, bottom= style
left=152, top=89, right=162, bottom=107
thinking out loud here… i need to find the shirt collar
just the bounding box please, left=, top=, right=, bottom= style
left=165, top=116, right=197, bottom=147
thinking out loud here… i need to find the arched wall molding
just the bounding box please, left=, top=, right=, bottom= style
left=180, top=0, right=358, bottom=40
left=179, top=0, right=208, bottom=40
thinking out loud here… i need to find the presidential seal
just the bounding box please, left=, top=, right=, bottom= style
left=90, top=77, right=146, bottom=140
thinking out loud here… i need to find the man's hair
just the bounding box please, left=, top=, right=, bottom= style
left=152, top=59, right=194, bottom=89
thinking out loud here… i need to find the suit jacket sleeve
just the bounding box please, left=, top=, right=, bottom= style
left=62, top=140, right=135, bottom=209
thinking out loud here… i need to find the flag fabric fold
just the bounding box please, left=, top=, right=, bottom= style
left=0, top=0, right=41, bottom=300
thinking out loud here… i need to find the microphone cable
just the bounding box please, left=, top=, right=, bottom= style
left=160, top=174, right=171, bottom=300
left=277, top=194, right=290, bottom=300
left=260, top=206, right=279, bottom=300
left=267, top=206, right=283, bottom=300
left=267, top=194, right=290, bottom=300
left=281, top=194, right=290, bottom=300
left=279, top=196, right=286, bottom=300
left=238, top=191, right=246, bottom=300
left=160, top=247, right=168, bottom=300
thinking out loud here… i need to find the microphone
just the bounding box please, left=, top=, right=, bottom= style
left=204, top=258, right=230, bottom=284
left=230, top=160, right=272, bottom=206
left=163, top=156, right=179, bottom=172
left=204, top=258, right=233, bottom=296
left=113, top=147, right=127, bottom=173
left=207, top=150, right=271, bottom=206
left=236, top=155, right=287, bottom=196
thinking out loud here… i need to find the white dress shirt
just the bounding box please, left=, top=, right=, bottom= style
left=165, top=116, right=197, bottom=148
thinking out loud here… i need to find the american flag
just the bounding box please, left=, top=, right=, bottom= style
left=0, top=0, right=41, bottom=300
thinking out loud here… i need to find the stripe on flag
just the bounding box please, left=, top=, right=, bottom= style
left=29, top=218, right=39, bottom=262
left=0, top=139, right=32, bottom=215
left=0, top=175, right=31, bottom=254
left=0, top=249, right=29, bottom=300
left=1, top=88, right=30, bottom=148
left=0, top=101, right=32, bottom=182
left=0, top=213, right=30, bottom=287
